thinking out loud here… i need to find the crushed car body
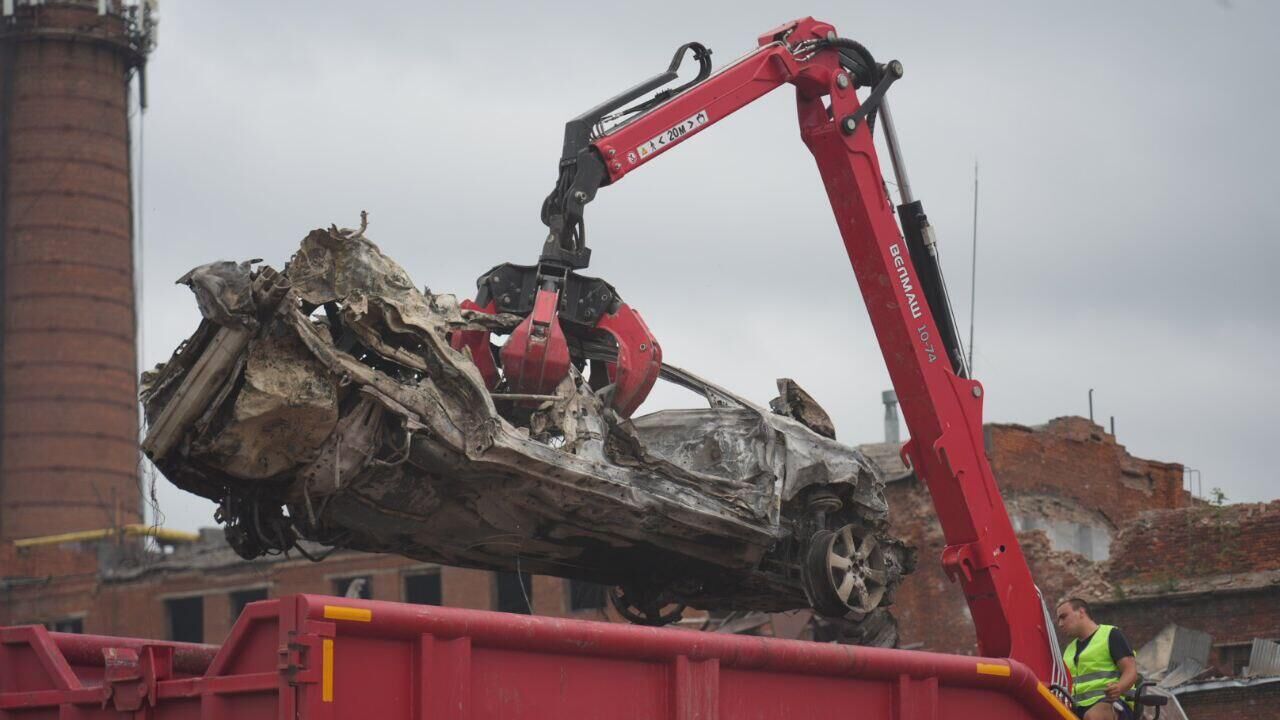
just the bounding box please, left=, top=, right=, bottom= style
left=141, top=219, right=914, bottom=632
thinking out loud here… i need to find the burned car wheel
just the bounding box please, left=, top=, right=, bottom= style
left=804, top=524, right=889, bottom=618
left=608, top=584, right=688, bottom=627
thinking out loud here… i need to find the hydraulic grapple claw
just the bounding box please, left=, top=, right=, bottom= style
left=501, top=287, right=571, bottom=397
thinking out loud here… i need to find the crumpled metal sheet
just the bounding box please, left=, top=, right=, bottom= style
left=177, top=259, right=261, bottom=330
left=626, top=408, right=887, bottom=528
left=194, top=322, right=338, bottom=480
left=144, top=220, right=912, bottom=617
left=770, top=378, right=837, bottom=439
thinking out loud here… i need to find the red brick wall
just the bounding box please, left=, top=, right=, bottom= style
left=1177, top=681, right=1280, bottom=720
left=1, top=543, right=628, bottom=642
left=0, top=542, right=100, bottom=581
left=1103, top=502, right=1280, bottom=585
left=883, top=478, right=976, bottom=653
left=985, top=418, right=1187, bottom=523
left=441, top=566, right=494, bottom=610
left=883, top=481, right=1095, bottom=654
left=886, top=418, right=1187, bottom=654
left=0, top=571, right=100, bottom=629
left=1083, top=501, right=1280, bottom=677
left=1092, top=589, right=1279, bottom=676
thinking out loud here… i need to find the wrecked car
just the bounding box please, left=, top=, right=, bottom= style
left=141, top=219, right=914, bottom=632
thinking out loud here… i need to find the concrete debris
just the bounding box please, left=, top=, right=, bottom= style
left=1136, top=624, right=1213, bottom=683
left=1127, top=624, right=1280, bottom=691
left=1160, top=658, right=1210, bottom=689
left=142, top=219, right=913, bottom=626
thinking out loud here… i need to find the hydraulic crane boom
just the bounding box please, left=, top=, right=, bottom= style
left=537, top=17, right=1062, bottom=683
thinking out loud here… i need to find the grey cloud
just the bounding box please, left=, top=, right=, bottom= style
left=140, top=1, right=1278, bottom=530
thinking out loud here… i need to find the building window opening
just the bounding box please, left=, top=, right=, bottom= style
left=333, top=576, right=372, bottom=599
left=46, top=618, right=84, bottom=634
left=568, top=580, right=607, bottom=611
left=404, top=572, right=442, bottom=605
left=166, top=596, right=204, bottom=643
left=1217, top=643, right=1257, bottom=677
left=495, top=572, right=533, bottom=614
left=229, top=588, right=268, bottom=622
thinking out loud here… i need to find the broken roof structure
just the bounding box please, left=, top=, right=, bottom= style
left=140, top=219, right=913, bottom=630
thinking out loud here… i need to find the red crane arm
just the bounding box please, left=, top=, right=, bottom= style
left=582, top=17, right=1058, bottom=681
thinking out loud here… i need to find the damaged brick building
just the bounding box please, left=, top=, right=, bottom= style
left=0, top=527, right=625, bottom=642
left=860, top=412, right=1280, bottom=715
left=1088, top=502, right=1280, bottom=717
left=1093, top=502, right=1280, bottom=675
left=860, top=415, right=1189, bottom=654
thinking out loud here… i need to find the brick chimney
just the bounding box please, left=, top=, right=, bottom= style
left=882, top=389, right=899, bottom=444
left=0, top=0, right=155, bottom=540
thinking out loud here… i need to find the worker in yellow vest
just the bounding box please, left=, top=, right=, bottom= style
left=1055, top=598, right=1139, bottom=719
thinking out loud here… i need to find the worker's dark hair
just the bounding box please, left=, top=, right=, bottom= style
left=1058, top=597, right=1091, bottom=616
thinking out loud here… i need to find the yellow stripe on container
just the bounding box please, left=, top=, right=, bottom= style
left=976, top=662, right=1011, bottom=677
left=323, top=605, right=372, bottom=622
left=1036, top=683, right=1077, bottom=720
left=322, top=638, right=334, bottom=703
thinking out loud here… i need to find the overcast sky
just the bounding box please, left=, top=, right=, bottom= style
left=133, top=1, right=1278, bottom=531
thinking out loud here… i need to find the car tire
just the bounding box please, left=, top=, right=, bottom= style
left=804, top=524, right=889, bottom=618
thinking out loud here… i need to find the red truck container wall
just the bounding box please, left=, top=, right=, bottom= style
left=0, top=595, right=1075, bottom=719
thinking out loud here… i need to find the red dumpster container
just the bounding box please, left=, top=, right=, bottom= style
left=1, top=594, right=1075, bottom=719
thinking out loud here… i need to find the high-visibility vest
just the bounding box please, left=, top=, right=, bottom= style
left=1064, top=624, right=1132, bottom=710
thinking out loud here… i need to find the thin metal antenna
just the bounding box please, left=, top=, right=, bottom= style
left=967, top=160, right=978, bottom=372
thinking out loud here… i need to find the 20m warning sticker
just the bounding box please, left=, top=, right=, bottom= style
left=635, top=110, right=709, bottom=160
